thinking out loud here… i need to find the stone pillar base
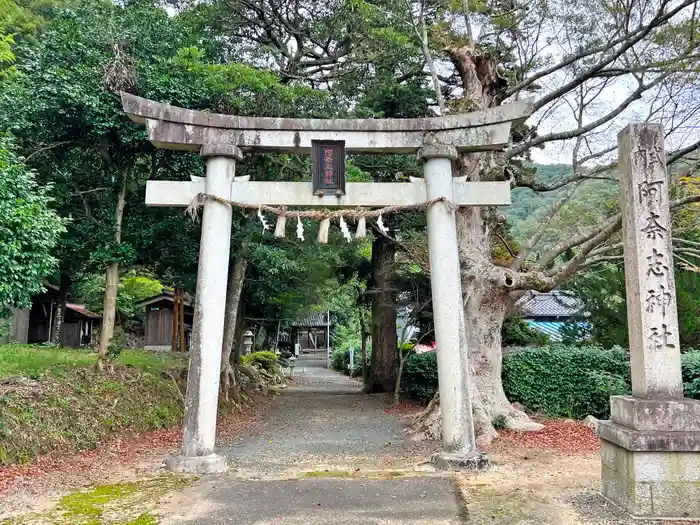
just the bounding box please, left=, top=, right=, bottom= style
left=166, top=454, right=228, bottom=474
left=431, top=451, right=489, bottom=471
left=598, top=396, right=700, bottom=519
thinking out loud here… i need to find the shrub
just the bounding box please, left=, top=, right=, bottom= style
left=331, top=347, right=364, bottom=375
left=502, top=345, right=630, bottom=419
left=682, top=350, right=700, bottom=398
left=502, top=317, right=549, bottom=346
left=384, top=342, right=700, bottom=416
left=242, top=351, right=278, bottom=372
left=400, top=351, right=438, bottom=403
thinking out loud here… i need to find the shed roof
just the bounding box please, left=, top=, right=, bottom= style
left=135, top=288, right=193, bottom=308
left=66, top=303, right=101, bottom=319
left=516, top=291, right=582, bottom=318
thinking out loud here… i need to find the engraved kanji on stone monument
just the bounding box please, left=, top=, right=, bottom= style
left=599, top=124, right=700, bottom=521
left=619, top=123, right=682, bottom=400
left=638, top=179, right=663, bottom=206
left=648, top=324, right=675, bottom=351
left=645, top=248, right=668, bottom=277
left=641, top=212, right=667, bottom=239
left=645, top=284, right=672, bottom=316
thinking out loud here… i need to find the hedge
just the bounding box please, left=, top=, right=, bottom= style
left=393, top=344, right=700, bottom=419
left=400, top=352, right=439, bottom=402
left=504, top=345, right=700, bottom=419
left=502, top=345, right=631, bottom=419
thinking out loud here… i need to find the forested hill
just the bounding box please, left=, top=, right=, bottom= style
left=505, top=164, right=619, bottom=251
left=506, top=164, right=572, bottom=223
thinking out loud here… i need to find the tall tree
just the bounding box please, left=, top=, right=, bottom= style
left=195, top=0, right=700, bottom=442
left=368, top=234, right=398, bottom=392
left=0, top=0, right=335, bottom=359
left=0, top=136, right=64, bottom=320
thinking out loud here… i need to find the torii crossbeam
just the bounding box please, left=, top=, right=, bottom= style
left=121, top=93, right=533, bottom=473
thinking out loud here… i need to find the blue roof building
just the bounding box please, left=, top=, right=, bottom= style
left=516, top=291, right=589, bottom=342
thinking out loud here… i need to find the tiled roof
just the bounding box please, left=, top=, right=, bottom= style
left=291, top=312, right=337, bottom=327
left=516, top=291, right=582, bottom=318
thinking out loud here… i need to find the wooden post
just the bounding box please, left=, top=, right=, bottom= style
left=172, top=288, right=179, bottom=352
left=182, top=289, right=185, bottom=348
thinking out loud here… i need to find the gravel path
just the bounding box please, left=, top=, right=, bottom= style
left=222, top=355, right=436, bottom=478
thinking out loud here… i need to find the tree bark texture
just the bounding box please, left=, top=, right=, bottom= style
left=221, top=258, right=247, bottom=403
left=360, top=314, right=369, bottom=386
left=51, top=274, right=72, bottom=346
left=411, top=46, right=542, bottom=444
left=368, top=234, right=397, bottom=393
left=97, top=170, right=127, bottom=363
left=233, top=299, right=245, bottom=361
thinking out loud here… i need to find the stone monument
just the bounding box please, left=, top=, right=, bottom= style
left=598, top=123, right=700, bottom=518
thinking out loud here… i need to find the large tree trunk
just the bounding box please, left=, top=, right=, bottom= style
left=368, top=234, right=397, bottom=393
left=410, top=208, right=543, bottom=445
left=97, top=169, right=128, bottom=366
left=410, top=44, right=543, bottom=445
left=360, top=313, right=369, bottom=386
left=221, top=258, right=247, bottom=403
left=233, top=298, right=245, bottom=361
left=51, top=273, right=72, bottom=346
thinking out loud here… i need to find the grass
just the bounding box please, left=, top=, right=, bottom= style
left=0, top=344, right=187, bottom=379
left=0, top=344, right=188, bottom=466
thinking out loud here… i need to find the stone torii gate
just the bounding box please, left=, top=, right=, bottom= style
left=121, top=93, right=533, bottom=473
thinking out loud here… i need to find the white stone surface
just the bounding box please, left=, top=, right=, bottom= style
left=619, top=124, right=683, bottom=399
left=166, top=453, right=228, bottom=474
left=124, top=92, right=532, bottom=130
left=423, top=153, right=476, bottom=453
left=145, top=180, right=511, bottom=208
left=180, top=154, right=235, bottom=460
left=147, top=119, right=514, bottom=153
left=601, top=441, right=700, bottom=517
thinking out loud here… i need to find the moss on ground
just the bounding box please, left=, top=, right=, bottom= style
left=302, top=469, right=352, bottom=478
left=300, top=469, right=410, bottom=480
left=1, top=476, right=195, bottom=525
left=0, top=344, right=188, bottom=466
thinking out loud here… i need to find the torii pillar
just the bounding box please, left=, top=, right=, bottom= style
left=121, top=93, right=533, bottom=473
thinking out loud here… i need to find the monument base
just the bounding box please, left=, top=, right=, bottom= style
left=431, top=451, right=489, bottom=471
left=166, top=453, right=228, bottom=474
left=598, top=396, right=700, bottom=519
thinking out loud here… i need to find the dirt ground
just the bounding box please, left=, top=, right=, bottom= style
left=2, top=360, right=697, bottom=524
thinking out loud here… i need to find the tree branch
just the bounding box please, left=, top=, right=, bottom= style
left=530, top=0, right=696, bottom=111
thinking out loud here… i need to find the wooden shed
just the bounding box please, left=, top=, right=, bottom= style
left=289, top=312, right=336, bottom=356
left=136, top=290, right=194, bottom=351
left=1, top=287, right=100, bottom=347
left=0, top=308, right=30, bottom=344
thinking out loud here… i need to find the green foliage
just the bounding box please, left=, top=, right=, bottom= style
left=244, top=350, right=278, bottom=372
left=507, top=165, right=618, bottom=253
left=330, top=347, right=365, bottom=374
left=0, top=137, right=64, bottom=317
left=502, top=317, right=549, bottom=346
left=682, top=352, right=700, bottom=399
left=393, top=344, right=700, bottom=415
left=400, top=351, right=439, bottom=402
left=75, top=270, right=163, bottom=330
left=502, top=345, right=630, bottom=419
left=567, top=262, right=700, bottom=349
left=0, top=29, right=18, bottom=83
